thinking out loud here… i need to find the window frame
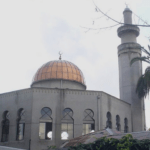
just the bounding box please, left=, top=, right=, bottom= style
left=39, top=122, right=52, bottom=140
left=116, top=115, right=120, bottom=131
left=124, top=118, right=128, bottom=133
left=1, top=111, right=10, bottom=142
left=61, top=108, right=74, bottom=140
left=16, top=108, right=25, bottom=141
left=106, top=112, right=112, bottom=129
left=39, top=107, right=53, bottom=140
left=82, top=109, right=95, bottom=135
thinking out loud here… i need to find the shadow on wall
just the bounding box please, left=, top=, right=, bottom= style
left=0, top=146, right=26, bottom=150
left=0, top=146, right=68, bottom=150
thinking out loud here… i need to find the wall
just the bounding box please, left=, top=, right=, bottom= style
left=31, top=80, right=86, bottom=90
left=30, top=88, right=131, bottom=150
left=100, top=92, right=131, bottom=132
left=0, top=146, right=26, bottom=150
left=0, top=89, right=33, bottom=150
left=0, top=88, right=131, bottom=150
left=31, top=88, right=60, bottom=150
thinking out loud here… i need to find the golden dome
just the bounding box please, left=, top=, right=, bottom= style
left=32, top=60, right=85, bottom=85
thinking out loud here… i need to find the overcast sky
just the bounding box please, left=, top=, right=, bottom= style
left=0, top=0, right=150, bottom=128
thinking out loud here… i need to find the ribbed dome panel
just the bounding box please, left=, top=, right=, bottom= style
left=32, top=60, right=85, bottom=85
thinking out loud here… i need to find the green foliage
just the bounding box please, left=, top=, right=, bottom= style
left=47, top=145, right=57, bottom=150
left=136, top=67, right=150, bottom=98
left=130, top=45, right=150, bottom=99
left=69, top=136, right=119, bottom=150
left=68, top=134, right=150, bottom=150
left=130, top=45, right=150, bottom=66
left=130, top=56, right=150, bottom=66
left=117, top=134, right=133, bottom=150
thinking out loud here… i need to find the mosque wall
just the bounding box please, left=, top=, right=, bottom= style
left=0, top=88, right=131, bottom=150
left=0, top=89, right=33, bottom=149
left=62, top=89, right=101, bottom=138
left=31, top=88, right=60, bottom=150
left=100, top=92, right=131, bottom=132
left=30, top=88, right=131, bottom=149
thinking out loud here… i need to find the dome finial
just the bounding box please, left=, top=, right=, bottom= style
left=59, top=51, right=63, bottom=60
left=124, top=3, right=132, bottom=12
left=125, top=2, right=129, bottom=8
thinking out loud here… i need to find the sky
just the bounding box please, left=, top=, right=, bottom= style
left=0, top=0, right=150, bottom=128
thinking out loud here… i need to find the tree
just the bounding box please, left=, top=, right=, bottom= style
left=130, top=45, right=150, bottom=99
left=82, top=2, right=150, bottom=33
left=68, top=134, right=150, bottom=150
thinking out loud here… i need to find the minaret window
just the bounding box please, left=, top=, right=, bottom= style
left=16, top=108, right=25, bottom=141
left=1, top=111, right=10, bottom=142
left=39, top=107, right=52, bottom=140
left=106, top=112, right=112, bottom=129
left=124, top=118, right=128, bottom=133
left=116, top=115, right=120, bottom=131
left=61, top=108, right=74, bottom=140
left=82, top=109, right=95, bottom=135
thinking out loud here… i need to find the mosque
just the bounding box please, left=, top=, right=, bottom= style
left=0, top=8, right=146, bottom=150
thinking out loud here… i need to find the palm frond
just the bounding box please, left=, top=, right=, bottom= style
left=148, top=45, right=150, bottom=51
left=136, top=75, right=146, bottom=99
left=136, top=66, right=150, bottom=98
left=144, top=67, right=150, bottom=88
left=130, top=45, right=150, bottom=99
left=130, top=56, right=150, bottom=66
left=141, top=46, right=150, bottom=56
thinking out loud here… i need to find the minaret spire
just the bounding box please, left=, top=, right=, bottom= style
left=125, top=3, right=129, bottom=8
left=123, top=6, right=132, bottom=25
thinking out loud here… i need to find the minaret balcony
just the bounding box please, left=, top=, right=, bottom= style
left=117, top=25, right=139, bottom=37
left=117, top=42, right=141, bottom=56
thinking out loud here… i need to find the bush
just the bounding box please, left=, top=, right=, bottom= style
left=69, top=134, right=150, bottom=150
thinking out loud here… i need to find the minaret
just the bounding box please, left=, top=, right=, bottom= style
left=117, top=8, right=145, bottom=132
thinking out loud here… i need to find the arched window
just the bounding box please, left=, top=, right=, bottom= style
left=1, top=111, right=10, bottom=142
left=82, top=109, right=95, bottom=135
left=39, top=107, right=52, bottom=140
left=61, top=108, right=73, bottom=140
left=116, top=115, right=120, bottom=131
left=124, top=118, right=128, bottom=133
left=16, top=108, right=25, bottom=141
left=106, top=112, right=112, bottom=129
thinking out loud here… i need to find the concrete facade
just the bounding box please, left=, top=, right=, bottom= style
left=31, top=79, right=86, bottom=90
left=0, top=88, right=131, bottom=150
left=0, top=146, right=26, bottom=150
